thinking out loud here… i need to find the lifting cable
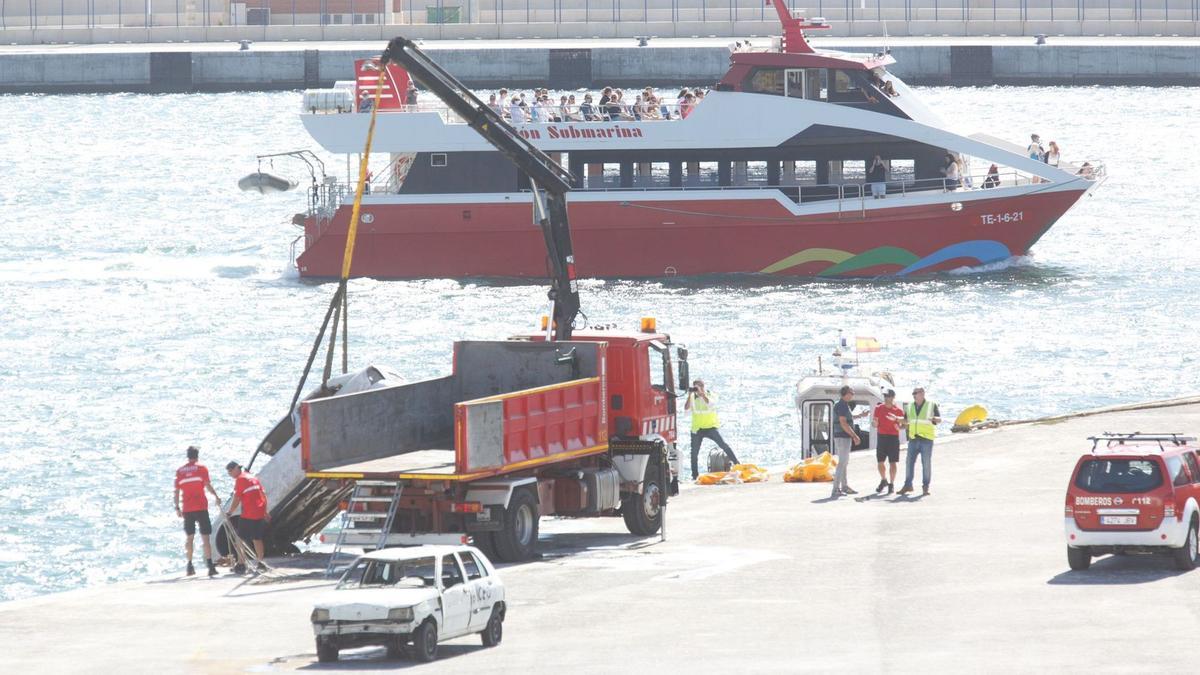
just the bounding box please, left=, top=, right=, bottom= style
left=286, top=64, right=391, bottom=416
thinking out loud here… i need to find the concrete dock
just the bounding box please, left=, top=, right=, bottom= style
left=1, top=35, right=1199, bottom=93
left=4, top=398, right=1200, bottom=672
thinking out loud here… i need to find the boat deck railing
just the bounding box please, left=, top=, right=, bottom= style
left=307, top=162, right=1105, bottom=236
left=319, top=101, right=693, bottom=124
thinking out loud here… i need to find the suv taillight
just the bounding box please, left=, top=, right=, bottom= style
left=1164, top=502, right=1176, bottom=519
left=1064, top=499, right=1074, bottom=518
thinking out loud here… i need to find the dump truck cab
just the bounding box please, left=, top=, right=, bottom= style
left=519, top=320, right=683, bottom=446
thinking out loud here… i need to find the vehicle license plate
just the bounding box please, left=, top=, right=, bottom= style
left=476, top=509, right=491, bottom=523
left=1101, top=515, right=1137, bottom=526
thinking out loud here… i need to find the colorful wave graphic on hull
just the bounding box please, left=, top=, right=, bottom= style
left=760, top=240, right=1013, bottom=277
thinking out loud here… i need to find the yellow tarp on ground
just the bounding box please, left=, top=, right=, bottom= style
left=783, top=451, right=838, bottom=483
left=696, top=463, right=770, bottom=485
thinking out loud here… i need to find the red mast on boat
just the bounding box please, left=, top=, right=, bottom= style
left=767, top=0, right=831, bottom=54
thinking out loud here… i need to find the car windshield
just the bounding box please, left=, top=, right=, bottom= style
left=1074, top=458, right=1163, bottom=493
left=338, top=556, right=436, bottom=589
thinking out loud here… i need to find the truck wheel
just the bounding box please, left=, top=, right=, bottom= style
left=481, top=605, right=504, bottom=647
left=315, top=638, right=339, bottom=663
left=1067, top=546, right=1091, bottom=571
left=472, top=531, right=499, bottom=561
left=623, top=464, right=663, bottom=537
left=412, top=620, right=439, bottom=662
left=1172, top=518, right=1199, bottom=571
left=494, top=489, right=539, bottom=562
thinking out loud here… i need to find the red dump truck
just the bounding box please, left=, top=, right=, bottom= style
left=302, top=325, right=687, bottom=562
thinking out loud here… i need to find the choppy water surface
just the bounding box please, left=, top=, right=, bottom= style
left=1, top=86, right=1198, bottom=600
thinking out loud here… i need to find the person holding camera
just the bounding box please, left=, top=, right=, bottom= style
left=685, top=379, right=739, bottom=480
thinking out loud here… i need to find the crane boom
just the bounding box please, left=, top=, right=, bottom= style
left=378, top=37, right=581, bottom=340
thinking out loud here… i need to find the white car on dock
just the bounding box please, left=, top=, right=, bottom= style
left=311, top=545, right=505, bottom=663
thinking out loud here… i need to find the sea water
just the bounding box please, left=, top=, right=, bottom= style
left=0, top=86, right=1197, bottom=600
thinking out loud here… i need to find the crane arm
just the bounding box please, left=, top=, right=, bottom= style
left=378, top=37, right=580, bottom=340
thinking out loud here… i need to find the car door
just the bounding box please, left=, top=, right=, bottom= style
left=457, top=550, right=498, bottom=631
left=439, top=554, right=472, bottom=638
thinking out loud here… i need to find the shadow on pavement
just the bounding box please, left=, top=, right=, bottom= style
left=1046, top=554, right=1189, bottom=585
left=295, top=643, right=483, bottom=670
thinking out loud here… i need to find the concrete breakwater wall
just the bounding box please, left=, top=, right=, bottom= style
left=1, top=39, right=1198, bottom=93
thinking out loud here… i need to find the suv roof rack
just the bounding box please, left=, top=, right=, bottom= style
left=1089, top=432, right=1197, bottom=452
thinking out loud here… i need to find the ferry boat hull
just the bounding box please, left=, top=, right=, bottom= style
left=295, top=186, right=1085, bottom=279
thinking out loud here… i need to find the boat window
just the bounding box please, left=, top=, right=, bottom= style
left=745, top=161, right=769, bottom=185
left=832, top=70, right=855, bottom=94
left=748, top=69, right=785, bottom=95
left=781, top=160, right=818, bottom=186
left=602, top=163, right=621, bottom=188
left=807, top=69, right=827, bottom=100
left=890, top=159, right=915, bottom=184
left=784, top=69, right=806, bottom=99
left=431, top=153, right=447, bottom=167
left=808, top=401, right=832, bottom=455
left=684, top=161, right=719, bottom=187
left=842, top=160, right=866, bottom=182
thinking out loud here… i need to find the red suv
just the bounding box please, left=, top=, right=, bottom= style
left=1064, top=433, right=1200, bottom=571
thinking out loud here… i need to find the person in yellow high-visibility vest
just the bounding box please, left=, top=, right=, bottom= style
left=898, top=387, right=942, bottom=496
left=685, top=379, right=739, bottom=480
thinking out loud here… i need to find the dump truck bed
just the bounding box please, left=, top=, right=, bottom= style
left=302, top=340, right=609, bottom=481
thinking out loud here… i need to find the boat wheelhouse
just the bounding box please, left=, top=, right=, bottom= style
left=284, top=4, right=1104, bottom=279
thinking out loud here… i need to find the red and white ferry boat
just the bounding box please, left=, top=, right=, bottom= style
left=286, top=4, right=1103, bottom=279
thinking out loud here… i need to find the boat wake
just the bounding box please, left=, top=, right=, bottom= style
left=947, top=255, right=1037, bottom=276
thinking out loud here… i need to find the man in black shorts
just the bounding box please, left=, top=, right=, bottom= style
left=174, top=446, right=220, bottom=577
left=872, top=390, right=904, bottom=494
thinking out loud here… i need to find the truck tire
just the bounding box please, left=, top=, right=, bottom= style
left=1067, top=546, right=1091, bottom=571
left=481, top=604, right=504, bottom=647
left=623, top=463, right=663, bottom=537
left=1172, top=518, right=1199, bottom=571
left=316, top=638, right=339, bottom=663
left=493, top=489, right=539, bottom=562
left=412, top=619, right=439, bottom=662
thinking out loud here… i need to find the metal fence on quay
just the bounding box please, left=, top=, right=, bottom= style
left=2, top=1, right=1199, bottom=35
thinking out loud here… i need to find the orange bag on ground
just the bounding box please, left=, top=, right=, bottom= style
left=696, top=463, right=770, bottom=485
left=783, top=451, right=838, bottom=483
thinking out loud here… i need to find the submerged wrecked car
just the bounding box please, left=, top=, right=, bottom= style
left=311, top=545, right=506, bottom=662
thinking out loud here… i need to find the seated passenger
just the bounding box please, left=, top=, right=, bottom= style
left=580, top=95, right=599, bottom=121
left=883, top=80, right=899, bottom=97
left=680, top=92, right=696, bottom=119
left=508, top=96, right=525, bottom=123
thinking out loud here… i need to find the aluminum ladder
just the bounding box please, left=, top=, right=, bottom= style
left=324, top=480, right=404, bottom=578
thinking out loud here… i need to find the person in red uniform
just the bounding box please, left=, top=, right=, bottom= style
left=225, top=461, right=270, bottom=574
left=872, top=390, right=905, bottom=495
left=174, top=446, right=220, bottom=577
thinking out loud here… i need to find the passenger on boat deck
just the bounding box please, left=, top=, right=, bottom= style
left=405, top=85, right=417, bottom=106
left=940, top=153, right=962, bottom=191
left=567, top=95, right=581, bottom=120
left=982, top=163, right=1001, bottom=188
left=868, top=155, right=888, bottom=199
left=680, top=92, right=696, bottom=118
left=508, top=96, right=525, bottom=123
left=497, top=88, right=509, bottom=117
left=1027, top=134, right=1045, bottom=161
left=358, top=94, right=373, bottom=113
left=580, top=94, right=599, bottom=121
left=487, top=93, right=501, bottom=116
left=598, top=87, right=614, bottom=120
left=883, top=80, right=899, bottom=97
left=1076, top=162, right=1096, bottom=179
left=529, top=97, right=542, bottom=123
left=1046, top=141, right=1061, bottom=167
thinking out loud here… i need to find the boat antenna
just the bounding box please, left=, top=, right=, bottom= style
left=286, top=58, right=393, bottom=415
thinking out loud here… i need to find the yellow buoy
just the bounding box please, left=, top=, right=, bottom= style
left=952, top=405, right=989, bottom=432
